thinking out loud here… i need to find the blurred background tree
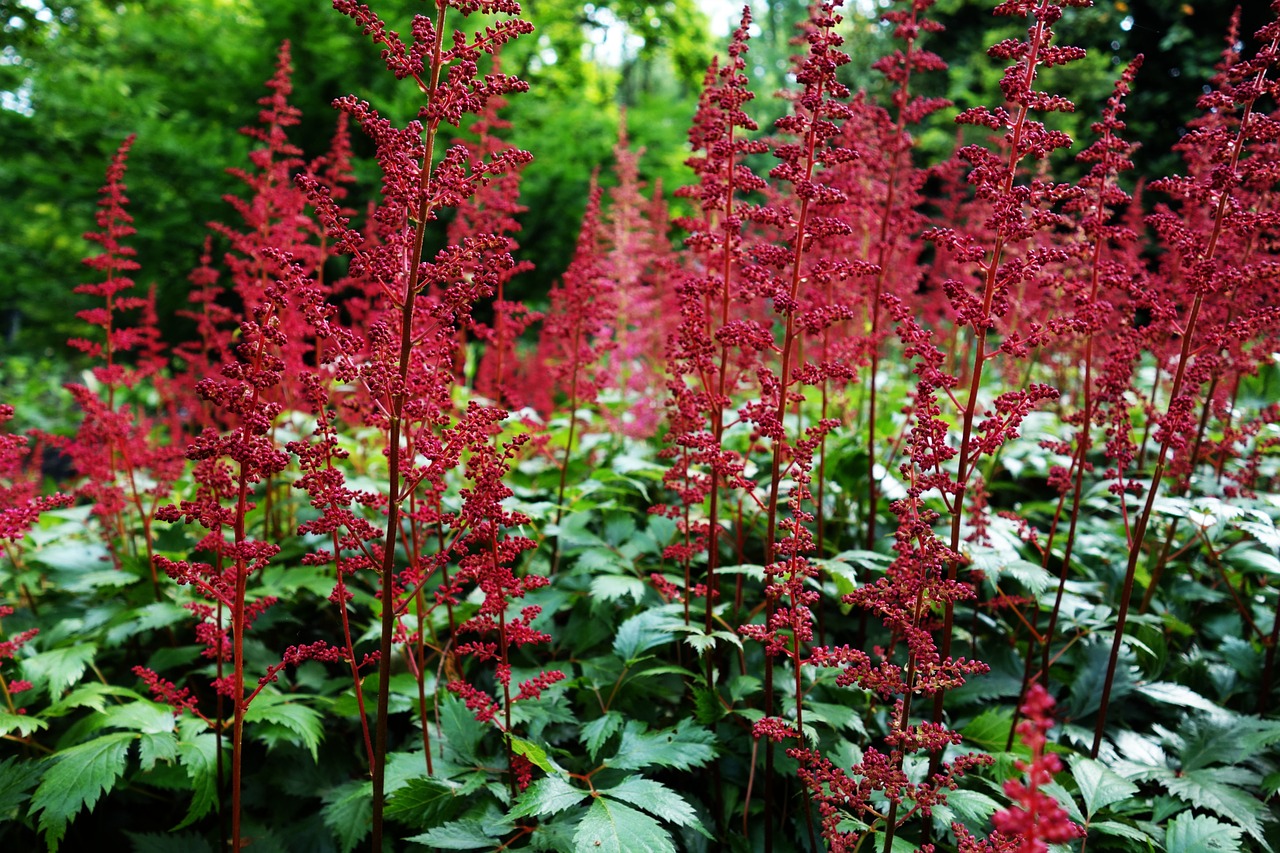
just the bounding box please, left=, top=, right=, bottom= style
left=0, top=0, right=1268, bottom=357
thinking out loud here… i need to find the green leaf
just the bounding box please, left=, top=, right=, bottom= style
left=0, top=755, right=42, bottom=813
left=598, top=777, right=712, bottom=838
left=1090, top=820, right=1154, bottom=844
left=409, top=811, right=512, bottom=849
left=511, top=737, right=554, bottom=773
left=103, top=700, right=175, bottom=735
left=590, top=574, right=648, bottom=604
left=243, top=694, right=323, bottom=761
left=613, top=609, right=679, bottom=661
left=608, top=719, right=716, bottom=772
left=0, top=709, right=48, bottom=737
left=1165, top=812, right=1245, bottom=852
left=942, top=788, right=1002, bottom=828
left=22, top=643, right=97, bottom=697
left=573, top=797, right=676, bottom=853
left=1138, top=682, right=1222, bottom=714
left=30, top=731, right=134, bottom=849
left=582, top=711, right=624, bottom=761
left=42, top=683, right=139, bottom=718
left=510, top=775, right=587, bottom=820
left=1165, top=770, right=1269, bottom=846
left=385, top=777, right=457, bottom=829
left=137, top=731, right=179, bottom=772
left=439, top=694, right=486, bottom=765
left=105, top=601, right=189, bottom=644
left=174, top=730, right=220, bottom=830
left=693, top=687, right=726, bottom=725
left=322, top=778, right=372, bottom=853
left=1070, top=755, right=1139, bottom=818
left=962, top=707, right=1015, bottom=753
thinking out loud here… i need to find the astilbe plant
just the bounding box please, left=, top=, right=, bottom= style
left=1092, top=1, right=1280, bottom=756
left=661, top=8, right=769, bottom=634
left=13, top=0, right=1280, bottom=849
left=307, top=0, right=535, bottom=843
left=146, top=249, right=338, bottom=851
left=54, top=136, right=187, bottom=596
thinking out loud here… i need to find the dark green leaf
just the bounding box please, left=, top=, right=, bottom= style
left=322, top=778, right=372, bottom=853
left=30, top=731, right=134, bottom=849
left=0, top=755, right=43, bottom=813
left=174, top=730, right=220, bottom=831
left=385, top=777, right=457, bottom=829
left=583, top=711, right=624, bottom=761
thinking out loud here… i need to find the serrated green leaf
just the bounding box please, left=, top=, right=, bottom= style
left=943, top=788, right=1002, bottom=828
left=613, top=610, right=679, bottom=661
left=583, top=711, right=624, bottom=761
left=22, top=643, right=97, bottom=697
left=322, top=778, right=372, bottom=853
left=0, top=755, right=42, bottom=813
left=608, top=719, right=716, bottom=772
left=598, top=777, right=712, bottom=838
left=42, top=683, right=139, bottom=718
left=137, top=730, right=178, bottom=771
left=510, top=774, right=587, bottom=820
left=439, top=694, right=486, bottom=765
left=1071, top=755, right=1139, bottom=818
left=103, top=700, right=175, bottom=735
left=962, top=707, right=1015, bottom=753
left=573, top=796, right=676, bottom=853
left=511, top=737, right=553, bottom=773
left=1165, top=770, right=1269, bottom=846
left=1165, top=812, right=1245, bottom=852
left=243, top=694, right=323, bottom=761
left=693, top=687, right=726, bottom=725
left=409, top=812, right=512, bottom=849
left=385, top=777, right=457, bottom=829
left=682, top=633, right=716, bottom=654
left=174, top=731, right=220, bottom=831
left=1138, top=682, right=1221, bottom=714
left=30, top=731, right=133, bottom=849
left=590, top=574, right=647, bottom=604
left=0, top=709, right=48, bottom=737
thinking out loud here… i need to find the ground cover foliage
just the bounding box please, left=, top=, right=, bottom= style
left=2, top=0, right=1280, bottom=850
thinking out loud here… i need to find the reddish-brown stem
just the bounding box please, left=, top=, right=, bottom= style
left=372, top=3, right=448, bottom=843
